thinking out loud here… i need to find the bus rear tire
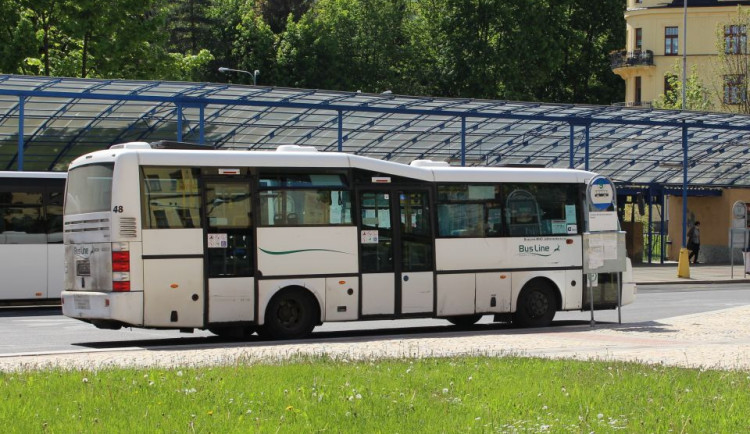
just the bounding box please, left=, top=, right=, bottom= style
left=446, top=314, right=482, bottom=327
left=209, top=326, right=255, bottom=340
left=513, top=281, right=556, bottom=328
left=259, top=288, right=319, bottom=340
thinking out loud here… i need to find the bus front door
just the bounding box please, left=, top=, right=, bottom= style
left=359, top=189, right=434, bottom=316
left=204, top=180, right=255, bottom=325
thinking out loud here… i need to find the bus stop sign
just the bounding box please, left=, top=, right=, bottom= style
left=588, top=176, right=615, bottom=211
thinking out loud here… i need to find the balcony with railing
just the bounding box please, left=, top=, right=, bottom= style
left=610, top=49, right=655, bottom=71
left=612, top=101, right=653, bottom=109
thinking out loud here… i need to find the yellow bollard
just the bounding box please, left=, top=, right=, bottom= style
left=677, top=247, right=691, bottom=278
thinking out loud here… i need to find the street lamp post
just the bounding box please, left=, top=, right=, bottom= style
left=218, top=67, right=260, bottom=86
left=682, top=0, right=687, bottom=110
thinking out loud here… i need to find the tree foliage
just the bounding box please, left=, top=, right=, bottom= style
left=0, top=0, right=626, bottom=105
left=714, top=6, right=750, bottom=113
left=652, top=63, right=713, bottom=111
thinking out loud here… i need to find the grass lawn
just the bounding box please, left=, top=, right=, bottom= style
left=1, top=356, right=747, bottom=432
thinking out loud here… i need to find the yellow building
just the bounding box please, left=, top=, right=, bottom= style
left=613, top=1, right=750, bottom=264
left=613, top=0, right=750, bottom=110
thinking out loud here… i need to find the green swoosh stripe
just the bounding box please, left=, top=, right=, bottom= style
left=259, top=248, right=349, bottom=255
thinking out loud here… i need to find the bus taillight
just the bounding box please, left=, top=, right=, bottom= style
left=112, top=243, right=131, bottom=292
left=112, top=281, right=131, bottom=292
left=112, top=251, right=130, bottom=271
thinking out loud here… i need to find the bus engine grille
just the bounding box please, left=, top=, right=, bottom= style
left=119, top=217, right=137, bottom=237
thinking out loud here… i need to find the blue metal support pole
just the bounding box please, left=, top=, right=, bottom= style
left=681, top=125, right=688, bottom=248
left=659, top=187, right=666, bottom=264
left=199, top=104, right=205, bottom=145
left=176, top=103, right=183, bottom=142
left=337, top=111, right=343, bottom=152
left=461, top=116, right=466, bottom=166
left=569, top=123, right=574, bottom=168
left=17, top=96, right=24, bottom=171
left=584, top=123, right=590, bottom=171
left=647, top=186, right=653, bottom=263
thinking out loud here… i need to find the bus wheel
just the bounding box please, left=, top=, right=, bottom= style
left=513, top=281, right=556, bottom=328
left=446, top=315, right=482, bottom=327
left=259, top=288, right=318, bottom=340
left=209, top=326, right=255, bottom=340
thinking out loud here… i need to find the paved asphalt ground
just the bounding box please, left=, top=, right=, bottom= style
left=0, top=262, right=749, bottom=372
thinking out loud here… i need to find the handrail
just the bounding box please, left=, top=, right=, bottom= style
left=610, top=49, right=654, bottom=69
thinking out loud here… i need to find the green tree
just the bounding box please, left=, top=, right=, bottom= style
left=715, top=6, right=750, bottom=113
left=167, top=0, right=213, bottom=54
left=276, top=0, right=411, bottom=92
left=232, top=4, right=277, bottom=86
left=399, top=0, right=624, bottom=103
left=652, top=63, right=713, bottom=111
left=405, top=0, right=510, bottom=98
left=0, top=0, right=37, bottom=74
left=542, top=0, right=625, bottom=104
left=257, top=0, right=313, bottom=34
left=19, top=0, right=61, bottom=75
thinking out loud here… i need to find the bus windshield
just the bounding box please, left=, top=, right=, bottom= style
left=64, top=163, right=114, bottom=214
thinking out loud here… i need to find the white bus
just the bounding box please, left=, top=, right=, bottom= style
left=0, top=171, right=66, bottom=303
left=61, top=142, right=635, bottom=339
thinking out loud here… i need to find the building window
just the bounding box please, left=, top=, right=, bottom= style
left=724, top=75, right=746, bottom=105
left=725, top=25, right=747, bottom=54
left=635, top=76, right=642, bottom=105
left=635, top=28, right=643, bottom=51
left=664, top=73, right=676, bottom=95
left=665, top=27, right=679, bottom=56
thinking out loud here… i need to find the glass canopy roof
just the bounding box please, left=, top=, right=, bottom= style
left=1, top=74, right=750, bottom=187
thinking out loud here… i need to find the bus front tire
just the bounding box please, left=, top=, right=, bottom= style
left=259, top=288, right=319, bottom=340
left=446, top=314, right=482, bottom=327
left=513, top=281, right=556, bottom=328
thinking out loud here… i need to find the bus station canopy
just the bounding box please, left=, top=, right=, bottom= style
left=1, top=74, right=750, bottom=187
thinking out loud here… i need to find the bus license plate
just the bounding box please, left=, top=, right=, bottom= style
left=76, top=260, right=91, bottom=276
left=74, top=295, right=90, bottom=310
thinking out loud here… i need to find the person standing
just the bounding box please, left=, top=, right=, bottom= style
left=687, top=221, right=701, bottom=264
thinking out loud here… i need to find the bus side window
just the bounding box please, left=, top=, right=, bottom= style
left=506, top=188, right=541, bottom=236
left=436, top=184, right=500, bottom=238
left=141, top=167, right=201, bottom=229
left=535, top=184, right=579, bottom=235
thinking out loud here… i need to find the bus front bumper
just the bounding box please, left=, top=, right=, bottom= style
left=61, top=290, right=144, bottom=328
